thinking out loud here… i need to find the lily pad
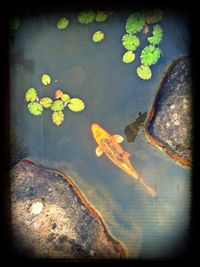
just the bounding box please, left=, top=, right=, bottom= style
left=28, top=102, right=43, bottom=116
left=78, top=10, right=95, bottom=24
left=40, top=97, right=52, bottom=108
left=137, top=65, right=152, bottom=80
left=122, top=34, right=140, bottom=51
left=57, top=18, right=69, bottom=29
left=41, top=74, right=51, bottom=85
left=95, top=11, right=108, bottom=22
left=140, top=45, right=161, bottom=66
left=61, top=93, right=70, bottom=102
left=68, top=98, right=85, bottom=112
left=147, top=25, right=163, bottom=45
left=51, top=100, right=64, bottom=111
left=126, top=12, right=146, bottom=34
left=92, top=31, right=104, bottom=42
left=122, top=51, right=135, bottom=63
left=52, top=111, right=64, bottom=126
left=25, top=88, right=37, bottom=102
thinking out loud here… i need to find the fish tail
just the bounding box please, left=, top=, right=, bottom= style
left=138, top=176, right=157, bottom=197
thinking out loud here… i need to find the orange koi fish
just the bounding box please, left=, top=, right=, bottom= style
left=91, top=123, right=156, bottom=197
left=54, top=89, right=63, bottom=99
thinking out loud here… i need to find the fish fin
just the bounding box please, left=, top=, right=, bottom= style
left=96, top=146, right=104, bottom=157
left=113, top=135, right=124, bottom=143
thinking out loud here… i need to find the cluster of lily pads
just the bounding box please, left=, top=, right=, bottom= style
left=122, top=10, right=163, bottom=80
left=25, top=74, right=85, bottom=126
left=77, top=10, right=112, bottom=43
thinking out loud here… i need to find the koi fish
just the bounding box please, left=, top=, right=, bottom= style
left=91, top=123, right=156, bottom=197
left=54, top=89, right=63, bottom=99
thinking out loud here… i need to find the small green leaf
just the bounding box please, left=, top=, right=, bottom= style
left=28, top=102, right=43, bottom=115
left=92, top=31, right=104, bottom=42
left=40, top=97, right=52, bottom=108
left=61, top=93, right=70, bottom=102
left=78, top=10, right=96, bottom=24
left=25, top=88, right=37, bottom=102
left=41, top=74, right=51, bottom=85
left=95, top=11, right=108, bottom=22
left=51, top=100, right=64, bottom=111
left=57, top=18, right=69, bottom=29
left=122, top=51, right=135, bottom=63
left=137, top=65, right=152, bottom=80
left=68, top=98, right=85, bottom=112
left=52, top=111, right=64, bottom=126
left=122, top=34, right=140, bottom=51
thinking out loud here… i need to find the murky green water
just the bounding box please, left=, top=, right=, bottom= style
left=10, top=10, right=191, bottom=258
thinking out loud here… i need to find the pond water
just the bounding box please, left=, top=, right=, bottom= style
left=10, top=10, right=191, bottom=259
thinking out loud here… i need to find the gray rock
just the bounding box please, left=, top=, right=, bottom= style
left=10, top=160, right=126, bottom=259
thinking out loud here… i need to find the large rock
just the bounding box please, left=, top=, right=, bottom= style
left=145, top=57, right=192, bottom=167
left=10, top=159, right=126, bottom=259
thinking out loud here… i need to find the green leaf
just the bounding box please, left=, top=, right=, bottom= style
left=95, top=11, right=108, bottom=22
left=147, top=25, right=163, bottom=45
left=57, top=18, right=69, bottom=29
left=41, top=74, right=51, bottom=85
left=78, top=10, right=96, bottom=24
left=122, top=51, right=135, bottom=63
left=52, top=111, right=64, bottom=126
left=92, top=31, right=105, bottom=42
left=126, top=12, right=146, bottom=34
left=137, top=65, right=152, bottom=80
left=140, top=45, right=161, bottom=66
left=51, top=100, right=64, bottom=111
left=61, top=93, right=70, bottom=102
left=25, top=88, right=37, bottom=102
left=28, top=102, right=43, bottom=115
left=40, top=97, right=52, bottom=108
left=122, top=34, right=140, bottom=51
left=68, top=98, right=85, bottom=112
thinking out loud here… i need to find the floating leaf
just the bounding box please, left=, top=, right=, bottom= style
left=122, top=51, right=135, bottom=63
left=146, top=9, right=163, bottom=24
left=41, top=74, right=51, bottom=85
left=10, top=18, right=20, bottom=30
left=52, top=111, right=64, bottom=126
left=40, top=97, right=52, bottom=108
left=61, top=93, right=70, bottom=102
left=140, top=45, right=161, bottom=66
left=95, top=11, right=108, bottom=22
left=57, top=18, right=69, bottom=29
left=122, top=34, right=140, bottom=51
left=147, top=25, right=163, bottom=45
left=137, top=65, right=152, bottom=80
left=51, top=100, right=64, bottom=111
left=68, top=98, right=85, bottom=112
left=25, top=88, right=37, bottom=102
left=78, top=10, right=95, bottom=24
left=28, top=102, right=43, bottom=116
left=92, top=31, right=104, bottom=42
left=126, top=12, right=146, bottom=34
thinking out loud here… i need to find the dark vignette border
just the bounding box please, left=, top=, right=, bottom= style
left=0, top=0, right=198, bottom=265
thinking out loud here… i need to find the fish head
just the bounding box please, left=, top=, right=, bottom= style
left=91, top=123, right=108, bottom=143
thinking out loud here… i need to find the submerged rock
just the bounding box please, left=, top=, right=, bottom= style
left=124, top=112, right=147, bottom=142
left=145, top=57, right=192, bottom=167
left=10, top=159, right=126, bottom=259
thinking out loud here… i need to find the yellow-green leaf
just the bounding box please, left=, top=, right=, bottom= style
left=52, top=111, right=64, bottom=126
left=41, top=74, right=51, bottom=85
left=57, top=18, right=69, bottom=29
left=68, top=98, right=85, bottom=112
left=40, top=97, right=52, bottom=108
